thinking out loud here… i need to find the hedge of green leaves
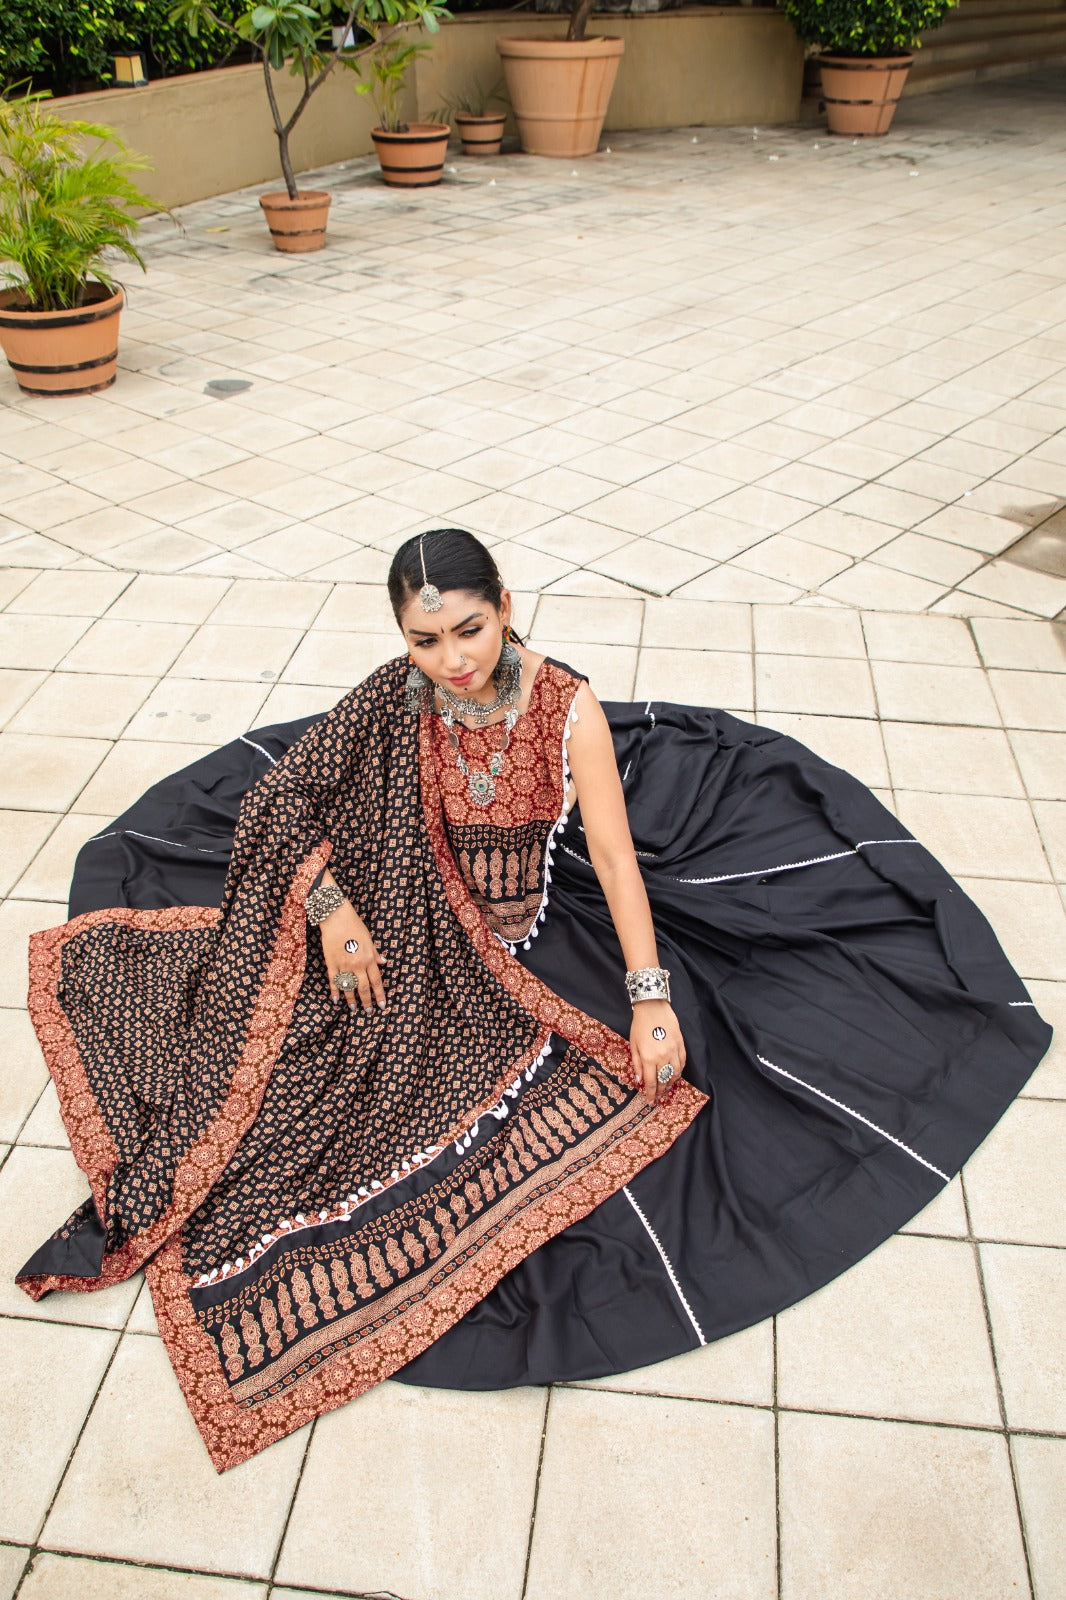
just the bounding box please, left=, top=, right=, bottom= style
left=1, top=0, right=243, bottom=94
left=780, top=0, right=958, bottom=56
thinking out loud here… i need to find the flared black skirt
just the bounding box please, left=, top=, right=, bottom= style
left=68, top=697, right=1051, bottom=1388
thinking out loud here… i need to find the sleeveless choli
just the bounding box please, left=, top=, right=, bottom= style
left=429, top=659, right=579, bottom=949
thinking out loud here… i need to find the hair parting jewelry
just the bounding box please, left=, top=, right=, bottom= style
left=417, top=534, right=442, bottom=613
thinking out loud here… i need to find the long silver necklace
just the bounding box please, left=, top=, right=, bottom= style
left=441, top=699, right=519, bottom=807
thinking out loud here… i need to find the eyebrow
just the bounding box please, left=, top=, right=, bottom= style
left=409, top=611, right=484, bottom=639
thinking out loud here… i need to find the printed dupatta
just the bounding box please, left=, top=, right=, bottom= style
left=18, top=657, right=705, bottom=1470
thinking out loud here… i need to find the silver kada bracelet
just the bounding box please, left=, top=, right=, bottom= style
left=306, top=884, right=347, bottom=926
left=625, top=966, right=671, bottom=1005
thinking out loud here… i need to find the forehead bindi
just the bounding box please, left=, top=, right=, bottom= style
left=402, top=592, right=488, bottom=637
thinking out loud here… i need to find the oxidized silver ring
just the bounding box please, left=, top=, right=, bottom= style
left=335, top=970, right=358, bottom=992
left=344, top=939, right=360, bottom=954
left=652, top=1025, right=667, bottom=1041
left=657, top=1063, right=675, bottom=1085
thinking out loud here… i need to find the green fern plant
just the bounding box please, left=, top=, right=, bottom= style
left=0, top=94, right=159, bottom=312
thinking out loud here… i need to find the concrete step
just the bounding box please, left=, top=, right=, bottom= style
left=906, top=0, right=1066, bottom=90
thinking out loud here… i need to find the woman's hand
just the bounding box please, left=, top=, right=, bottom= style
left=320, top=903, right=387, bottom=1012
left=630, top=1000, right=686, bottom=1103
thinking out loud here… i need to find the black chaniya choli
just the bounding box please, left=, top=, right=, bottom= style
left=18, top=654, right=1051, bottom=1469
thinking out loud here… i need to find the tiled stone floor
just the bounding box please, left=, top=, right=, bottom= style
left=1, top=66, right=1064, bottom=1600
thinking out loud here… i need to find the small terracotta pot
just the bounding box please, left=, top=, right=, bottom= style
left=455, top=112, right=507, bottom=157
left=371, top=124, right=451, bottom=188
left=0, top=282, right=124, bottom=396
left=258, top=190, right=332, bottom=252
left=496, top=35, right=624, bottom=159
left=818, top=54, right=914, bottom=137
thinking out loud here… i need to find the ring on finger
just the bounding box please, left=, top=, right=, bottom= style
left=335, top=970, right=358, bottom=992
left=656, top=1063, right=676, bottom=1085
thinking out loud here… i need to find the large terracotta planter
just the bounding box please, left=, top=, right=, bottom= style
left=258, top=190, right=331, bottom=252
left=455, top=112, right=507, bottom=157
left=371, top=124, right=451, bottom=188
left=496, top=36, right=624, bottom=159
left=0, top=281, right=124, bottom=396
left=818, top=54, right=913, bottom=137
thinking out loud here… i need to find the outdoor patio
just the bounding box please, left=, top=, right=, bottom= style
left=0, top=65, right=1064, bottom=1600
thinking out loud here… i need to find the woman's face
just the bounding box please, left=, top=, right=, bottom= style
left=399, top=587, right=513, bottom=702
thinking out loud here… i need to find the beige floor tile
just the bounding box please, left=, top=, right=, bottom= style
left=519, top=514, right=632, bottom=567
left=170, top=623, right=303, bottom=683
left=19, top=1079, right=68, bottom=1147
left=60, top=618, right=197, bottom=677
left=0, top=616, right=90, bottom=671
left=758, top=713, right=889, bottom=788
left=956, top=878, right=1066, bottom=983
left=207, top=579, right=330, bottom=628
left=76, top=740, right=216, bottom=814
left=0, top=670, right=47, bottom=729
left=872, top=660, right=1001, bottom=726
left=10, top=675, right=153, bottom=741
left=677, top=565, right=803, bottom=606
left=0, top=812, right=60, bottom=897
left=107, top=576, right=228, bottom=624
left=281, top=631, right=399, bottom=688
left=0, top=1317, right=117, bottom=1543
left=574, top=1319, right=773, bottom=1405
left=533, top=594, right=644, bottom=646
left=874, top=531, right=986, bottom=586
left=981, top=1243, right=1066, bottom=1431
left=311, top=583, right=397, bottom=634
left=778, top=1234, right=1000, bottom=1426
left=973, top=619, right=1066, bottom=673
left=1020, top=981, right=1066, bottom=1098
left=895, top=792, right=1049, bottom=881
left=641, top=598, right=751, bottom=652
left=44, top=1334, right=307, bottom=1575
left=756, top=653, right=875, bottom=718
left=0, top=569, right=35, bottom=608
left=255, top=683, right=346, bottom=724
left=525, top=1388, right=775, bottom=1600
left=820, top=561, right=948, bottom=611
left=18, top=1553, right=266, bottom=1600
left=779, top=1412, right=1027, bottom=1600
left=635, top=648, right=752, bottom=708
left=0, top=1146, right=140, bottom=1326
left=0, top=1545, right=27, bottom=1600
left=11, top=813, right=110, bottom=903
left=991, top=669, right=1066, bottom=732
left=122, top=679, right=270, bottom=744
left=648, top=509, right=765, bottom=563
left=883, top=723, right=1023, bottom=797
left=276, top=1384, right=545, bottom=1600
left=1032, top=800, right=1066, bottom=880
left=753, top=603, right=865, bottom=659
left=1011, top=1436, right=1066, bottom=1600
left=539, top=641, right=637, bottom=700
left=899, top=1173, right=969, bottom=1237
left=712, top=484, right=811, bottom=534
left=962, top=561, right=1066, bottom=619
left=861, top=611, right=980, bottom=666
left=735, top=534, right=852, bottom=591
left=0, top=1010, right=48, bottom=1145
left=124, top=1276, right=157, bottom=1335
left=0, top=735, right=108, bottom=814
left=785, top=508, right=897, bottom=559
left=5, top=571, right=131, bottom=617
left=592, top=538, right=712, bottom=594
left=964, top=1099, right=1066, bottom=1247
left=918, top=504, right=1026, bottom=556
left=0, top=901, right=62, bottom=1008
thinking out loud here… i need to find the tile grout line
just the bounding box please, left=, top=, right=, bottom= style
left=264, top=1414, right=319, bottom=1598
left=519, top=1385, right=553, bottom=1600
left=772, top=1314, right=783, bottom=1600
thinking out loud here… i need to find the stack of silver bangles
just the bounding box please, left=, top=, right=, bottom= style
left=306, top=884, right=346, bottom=926
left=625, top=966, right=671, bottom=1005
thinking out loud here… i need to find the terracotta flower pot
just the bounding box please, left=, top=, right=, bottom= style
left=455, top=112, right=507, bottom=157
left=258, top=190, right=331, bottom=253
left=0, top=281, right=124, bottom=396
left=818, top=54, right=914, bottom=137
left=496, top=35, right=624, bottom=159
left=371, top=124, right=451, bottom=188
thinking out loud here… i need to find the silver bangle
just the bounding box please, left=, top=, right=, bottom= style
left=306, top=884, right=346, bottom=926
left=625, top=966, right=671, bottom=1005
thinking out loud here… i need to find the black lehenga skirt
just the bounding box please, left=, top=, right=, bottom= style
left=67, top=698, right=1051, bottom=1387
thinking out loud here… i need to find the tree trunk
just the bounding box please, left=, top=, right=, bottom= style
left=567, top=0, right=596, bottom=42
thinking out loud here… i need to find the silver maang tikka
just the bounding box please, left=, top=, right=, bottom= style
left=417, top=535, right=442, bottom=613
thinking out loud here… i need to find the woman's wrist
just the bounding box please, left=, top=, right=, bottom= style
left=625, top=965, right=671, bottom=1005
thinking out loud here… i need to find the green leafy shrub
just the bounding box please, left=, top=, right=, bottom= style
left=0, top=92, right=161, bottom=310
left=0, top=0, right=245, bottom=94
left=780, top=0, right=959, bottom=56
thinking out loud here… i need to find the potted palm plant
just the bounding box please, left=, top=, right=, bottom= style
left=0, top=94, right=160, bottom=397
left=356, top=32, right=451, bottom=186
left=171, top=0, right=450, bottom=248
left=780, top=0, right=958, bottom=136
left=496, top=0, right=624, bottom=160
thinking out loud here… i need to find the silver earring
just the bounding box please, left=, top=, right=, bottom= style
left=405, top=662, right=433, bottom=713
